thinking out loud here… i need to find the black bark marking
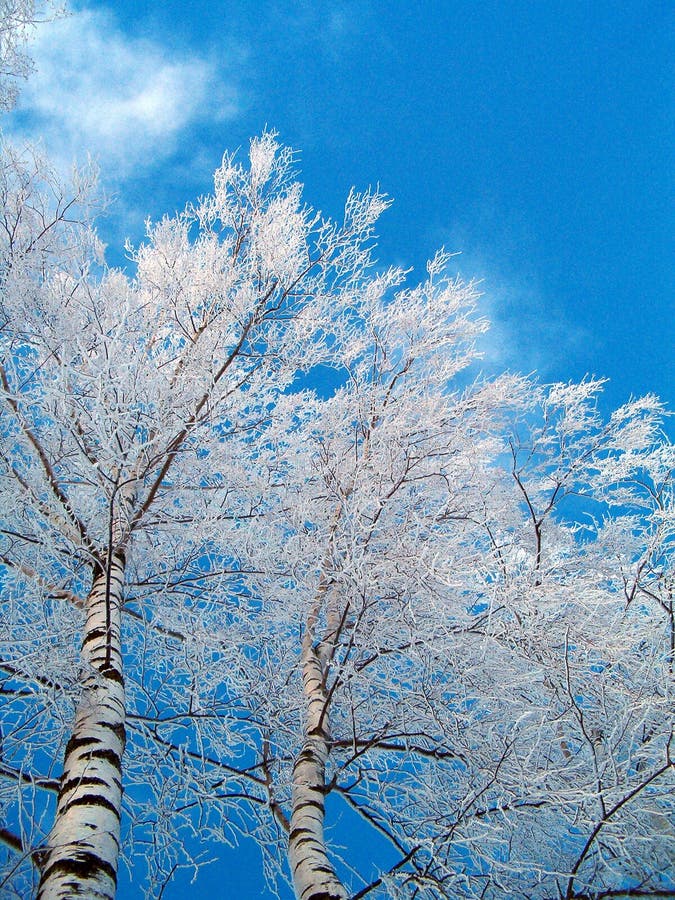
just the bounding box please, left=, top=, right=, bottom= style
left=307, top=725, right=330, bottom=739
left=293, top=835, right=323, bottom=849
left=61, top=793, right=121, bottom=819
left=64, top=735, right=99, bottom=757
left=99, top=666, right=124, bottom=686
left=110, top=721, right=126, bottom=748
left=93, top=721, right=126, bottom=746
left=60, top=776, right=108, bottom=796
left=88, top=747, right=122, bottom=768
left=294, top=798, right=325, bottom=813
left=301, top=892, right=343, bottom=900
left=39, top=850, right=117, bottom=890
left=296, top=747, right=323, bottom=765
left=0, top=827, right=22, bottom=853
left=81, top=628, right=107, bottom=648
left=289, top=826, right=319, bottom=842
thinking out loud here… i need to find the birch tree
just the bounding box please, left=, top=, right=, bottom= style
left=210, top=371, right=673, bottom=899
left=0, top=132, right=391, bottom=897
left=134, top=238, right=671, bottom=898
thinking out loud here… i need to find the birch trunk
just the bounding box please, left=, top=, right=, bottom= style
left=288, top=641, right=348, bottom=900
left=37, top=551, right=126, bottom=900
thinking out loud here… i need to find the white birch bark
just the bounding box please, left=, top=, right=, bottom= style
left=288, top=625, right=348, bottom=900
left=37, top=550, right=126, bottom=900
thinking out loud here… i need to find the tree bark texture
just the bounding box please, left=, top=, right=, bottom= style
left=37, top=551, right=126, bottom=900
left=288, top=643, right=348, bottom=900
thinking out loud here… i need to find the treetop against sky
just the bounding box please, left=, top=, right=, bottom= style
left=4, top=0, right=673, bottom=420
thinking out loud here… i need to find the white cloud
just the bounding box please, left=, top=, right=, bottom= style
left=434, top=206, right=589, bottom=381
left=473, top=268, right=588, bottom=379
left=7, top=6, right=239, bottom=179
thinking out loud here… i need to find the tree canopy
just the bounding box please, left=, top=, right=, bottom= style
left=0, top=8, right=673, bottom=900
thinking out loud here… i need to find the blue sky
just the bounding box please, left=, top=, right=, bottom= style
left=4, top=1, right=673, bottom=895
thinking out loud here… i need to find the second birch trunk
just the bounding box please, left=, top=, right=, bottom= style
left=288, top=642, right=347, bottom=900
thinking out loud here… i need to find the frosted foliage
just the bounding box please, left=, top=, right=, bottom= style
left=249, top=130, right=281, bottom=188
left=251, top=185, right=307, bottom=280
left=0, top=1, right=63, bottom=110
left=0, top=131, right=672, bottom=900
left=206, top=311, right=673, bottom=898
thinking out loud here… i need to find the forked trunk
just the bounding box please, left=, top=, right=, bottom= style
left=37, top=551, right=126, bottom=900
left=288, top=647, right=347, bottom=900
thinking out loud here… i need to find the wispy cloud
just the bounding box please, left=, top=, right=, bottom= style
left=6, top=5, right=240, bottom=180
left=268, top=1, right=377, bottom=64
left=472, top=265, right=588, bottom=379
left=440, top=210, right=590, bottom=381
